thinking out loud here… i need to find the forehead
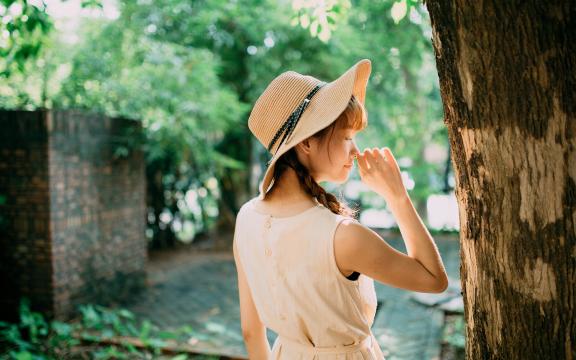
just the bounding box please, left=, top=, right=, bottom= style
left=338, top=126, right=359, bottom=134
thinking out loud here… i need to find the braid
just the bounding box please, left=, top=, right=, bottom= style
left=268, top=95, right=366, bottom=219
left=273, top=149, right=358, bottom=219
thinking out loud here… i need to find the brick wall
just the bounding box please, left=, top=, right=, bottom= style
left=0, top=110, right=147, bottom=320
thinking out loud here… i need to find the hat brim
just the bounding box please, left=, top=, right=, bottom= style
left=258, top=59, right=372, bottom=199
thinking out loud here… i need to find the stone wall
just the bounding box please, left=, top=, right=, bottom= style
left=0, top=110, right=147, bottom=320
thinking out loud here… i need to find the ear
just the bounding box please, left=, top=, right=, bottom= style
left=296, top=137, right=314, bottom=155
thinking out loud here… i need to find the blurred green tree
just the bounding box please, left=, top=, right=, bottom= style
left=54, top=18, right=248, bottom=247
left=297, top=0, right=448, bottom=217
left=0, top=0, right=449, bottom=246
left=0, top=0, right=52, bottom=77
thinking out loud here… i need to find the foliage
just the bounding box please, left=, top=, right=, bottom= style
left=0, top=298, right=78, bottom=359
left=0, top=299, right=199, bottom=359
left=0, top=0, right=104, bottom=78
left=314, top=0, right=447, bottom=211
left=290, top=0, right=352, bottom=42
left=442, top=314, right=466, bottom=351
left=291, top=0, right=424, bottom=40
left=390, top=0, right=424, bottom=24
left=51, top=17, right=248, bottom=246
left=0, top=0, right=452, bottom=240
left=77, top=304, right=195, bottom=357
left=0, top=0, right=52, bottom=77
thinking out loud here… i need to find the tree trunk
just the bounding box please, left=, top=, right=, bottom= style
left=426, top=1, right=575, bottom=359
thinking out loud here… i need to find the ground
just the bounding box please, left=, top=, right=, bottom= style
left=125, top=233, right=462, bottom=359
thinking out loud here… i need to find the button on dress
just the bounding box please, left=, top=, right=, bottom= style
left=234, top=197, right=385, bottom=359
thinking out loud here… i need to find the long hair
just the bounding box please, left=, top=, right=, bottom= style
left=271, top=95, right=367, bottom=218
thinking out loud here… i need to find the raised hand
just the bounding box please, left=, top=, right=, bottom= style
left=355, top=147, right=409, bottom=204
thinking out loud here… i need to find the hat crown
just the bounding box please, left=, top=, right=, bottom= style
left=248, top=71, right=325, bottom=154
left=245, top=58, right=371, bottom=199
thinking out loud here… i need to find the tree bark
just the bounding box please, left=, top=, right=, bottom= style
left=426, top=1, right=575, bottom=359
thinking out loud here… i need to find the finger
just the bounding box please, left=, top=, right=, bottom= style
left=383, top=147, right=397, bottom=163
left=364, top=148, right=375, bottom=162
left=364, top=149, right=378, bottom=168
left=372, top=147, right=386, bottom=163
left=356, top=153, right=369, bottom=170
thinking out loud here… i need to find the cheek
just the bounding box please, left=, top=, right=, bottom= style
left=338, top=141, right=353, bottom=161
left=309, top=146, right=329, bottom=171
left=327, top=142, right=350, bottom=169
left=311, top=140, right=350, bottom=172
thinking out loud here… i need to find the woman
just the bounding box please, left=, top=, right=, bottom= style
left=233, top=59, right=448, bottom=359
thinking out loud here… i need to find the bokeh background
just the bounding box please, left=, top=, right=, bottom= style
left=0, top=0, right=464, bottom=359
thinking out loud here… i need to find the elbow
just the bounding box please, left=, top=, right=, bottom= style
left=241, top=325, right=263, bottom=343
left=430, top=276, right=449, bottom=293
left=241, top=328, right=254, bottom=342
left=433, top=282, right=449, bottom=294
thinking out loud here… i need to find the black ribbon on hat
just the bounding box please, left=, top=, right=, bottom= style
left=266, top=82, right=326, bottom=165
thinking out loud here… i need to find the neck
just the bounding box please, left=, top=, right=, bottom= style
left=264, top=167, right=315, bottom=204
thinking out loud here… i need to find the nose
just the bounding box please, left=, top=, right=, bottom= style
left=351, top=140, right=360, bottom=157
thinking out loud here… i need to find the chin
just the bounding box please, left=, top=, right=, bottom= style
left=332, top=173, right=350, bottom=184
left=320, top=169, right=351, bottom=185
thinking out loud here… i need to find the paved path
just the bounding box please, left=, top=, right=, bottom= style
left=125, top=234, right=462, bottom=359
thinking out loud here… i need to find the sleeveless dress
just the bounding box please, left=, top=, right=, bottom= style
left=234, top=197, right=385, bottom=359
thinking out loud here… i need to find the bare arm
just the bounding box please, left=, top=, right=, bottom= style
left=335, top=219, right=447, bottom=293
left=387, top=193, right=448, bottom=287
left=233, top=235, right=271, bottom=359
left=335, top=147, right=448, bottom=293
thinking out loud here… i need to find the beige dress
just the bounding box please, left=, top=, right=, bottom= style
left=234, top=197, right=385, bottom=359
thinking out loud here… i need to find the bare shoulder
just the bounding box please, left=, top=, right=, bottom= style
left=334, top=219, right=361, bottom=249
left=334, top=218, right=382, bottom=251
left=334, top=218, right=385, bottom=273
left=334, top=216, right=447, bottom=293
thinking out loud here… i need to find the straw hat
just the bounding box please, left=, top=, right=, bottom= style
left=248, top=58, right=372, bottom=199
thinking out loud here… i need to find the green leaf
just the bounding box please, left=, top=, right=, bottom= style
left=80, top=305, right=102, bottom=329
left=211, top=150, right=245, bottom=170
left=327, top=15, right=336, bottom=25
left=147, top=338, right=167, bottom=349
left=0, top=0, right=17, bottom=8
left=139, top=319, right=151, bottom=340
left=391, top=0, right=408, bottom=24
left=101, top=328, right=115, bottom=339
left=81, top=0, right=103, bottom=9
left=157, top=330, right=180, bottom=340
left=117, top=309, right=135, bottom=320
left=80, top=331, right=102, bottom=342
left=176, top=325, right=194, bottom=334
left=124, top=342, right=139, bottom=353
left=170, top=355, right=189, bottom=360
left=0, top=320, right=11, bottom=328
left=13, top=351, right=34, bottom=360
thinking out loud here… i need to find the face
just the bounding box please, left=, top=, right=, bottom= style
left=297, top=125, right=361, bottom=184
